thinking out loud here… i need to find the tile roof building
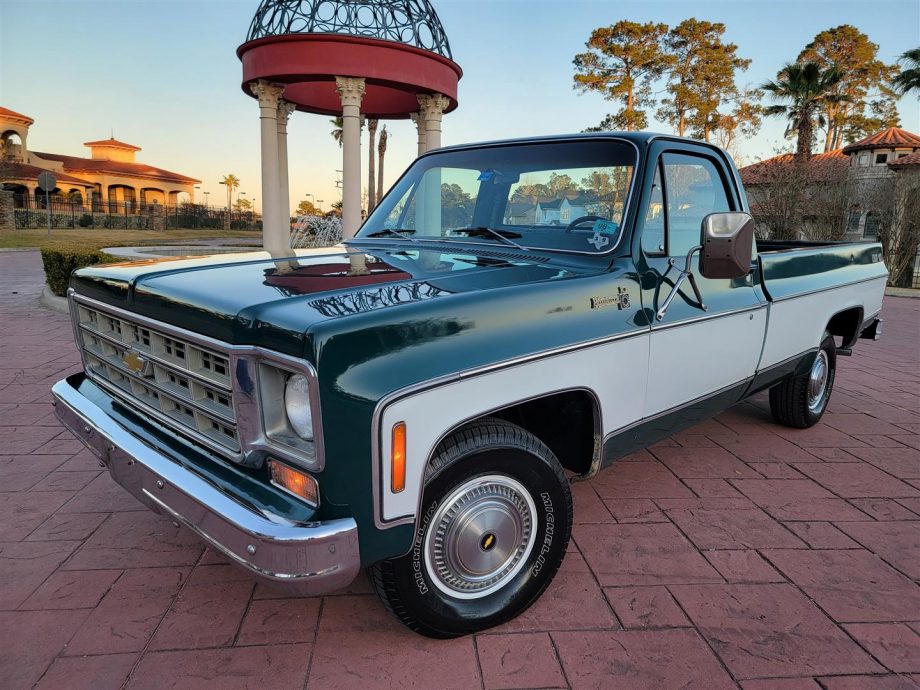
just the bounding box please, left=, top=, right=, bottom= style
left=739, top=125, right=920, bottom=288
left=841, top=126, right=920, bottom=154
left=0, top=106, right=200, bottom=208
left=739, top=149, right=849, bottom=186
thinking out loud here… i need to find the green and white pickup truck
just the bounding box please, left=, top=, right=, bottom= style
left=53, top=133, right=887, bottom=638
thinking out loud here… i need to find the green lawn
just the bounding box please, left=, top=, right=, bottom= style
left=0, top=227, right=263, bottom=250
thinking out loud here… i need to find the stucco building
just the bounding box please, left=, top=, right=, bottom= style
left=840, top=127, right=920, bottom=240
left=0, top=106, right=200, bottom=209
left=740, top=126, right=920, bottom=287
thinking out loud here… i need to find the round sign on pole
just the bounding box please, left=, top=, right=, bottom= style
left=37, top=171, right=56, bottom=192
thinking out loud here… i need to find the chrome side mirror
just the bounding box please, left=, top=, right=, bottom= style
left=699, top=212, right=755, bottom=280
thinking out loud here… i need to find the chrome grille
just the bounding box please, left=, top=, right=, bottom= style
left=73, top=302, right=240, bottom=456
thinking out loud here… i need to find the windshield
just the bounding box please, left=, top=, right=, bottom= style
left=355, top=140, right=636, bottom=253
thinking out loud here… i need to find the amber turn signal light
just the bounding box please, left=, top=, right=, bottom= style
left=268, top=459, right=319, bottom=506
left=391, top=422, right=406, bottom=493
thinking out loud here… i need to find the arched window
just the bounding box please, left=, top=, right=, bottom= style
left=863, top=212, right=880, bottom=240
left=0, top=130, right=23, bottom=160
left=846, top=206, right=862, bottom=235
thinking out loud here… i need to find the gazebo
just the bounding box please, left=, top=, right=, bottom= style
left=237, top=0, right=462, bottom=251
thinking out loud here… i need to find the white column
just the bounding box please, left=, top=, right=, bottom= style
left=410, top=112, right=427, bottom=156
left=416, top=94, right=450, bottom=237
left=417, top=93, right=449, bottom=151
left=250, top=80, right=286, bottom=252
left=335, top=76, right=366, bottom=239
left=277, top=99, right=296, bottom=230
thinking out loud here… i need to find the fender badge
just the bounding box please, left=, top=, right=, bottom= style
left=590, top=295, right=617, bottom=309
left=591, top=288, right=631, bottom=311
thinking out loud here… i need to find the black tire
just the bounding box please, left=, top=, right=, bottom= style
left=370, top=417, right=572, bottom=638
left=769, top=333, right=837, bottom=428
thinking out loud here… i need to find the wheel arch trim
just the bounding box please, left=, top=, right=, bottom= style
left=371, top=383, right=603, bottom=532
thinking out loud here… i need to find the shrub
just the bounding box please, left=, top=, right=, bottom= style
left=40, top=246, right=119, bottom=297
left=77, top=214, right=93, bottom=228
left=290, top=214, right=342, bottom=248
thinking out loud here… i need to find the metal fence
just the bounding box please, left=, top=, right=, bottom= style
left=12, top=195, right=262, bottom=232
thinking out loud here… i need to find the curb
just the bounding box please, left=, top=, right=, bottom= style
left=885, top=287, right=920, bottom=299
left=40, top=285, right=69, bottom=313
left=0, top=247, right=40, bottom=252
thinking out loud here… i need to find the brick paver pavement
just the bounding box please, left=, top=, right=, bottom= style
left=1, top=249, right=918, bottom=689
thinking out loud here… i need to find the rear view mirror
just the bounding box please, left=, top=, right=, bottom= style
left=699, top=212, right=755, bottom=280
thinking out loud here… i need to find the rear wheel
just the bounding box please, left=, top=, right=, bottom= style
left=769, top=333, right=837, bottom=428
left=370, top=417, right=572, bottom=638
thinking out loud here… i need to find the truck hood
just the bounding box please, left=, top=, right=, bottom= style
left=71, top=244, right=597, bottom=358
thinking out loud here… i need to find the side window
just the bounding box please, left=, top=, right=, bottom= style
left=662, top=153, right=731, bottom=257
left=641, top=164, right=666, bottom=254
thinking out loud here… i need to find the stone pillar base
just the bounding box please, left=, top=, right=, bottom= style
left=0, top=191, right=15, bottom=233
left=151, top=205, right=165, bottom=231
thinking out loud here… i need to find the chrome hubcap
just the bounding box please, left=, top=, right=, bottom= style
left=807, top=350, right=830, bottom=412
left=424, top=475, right=536, bottom=600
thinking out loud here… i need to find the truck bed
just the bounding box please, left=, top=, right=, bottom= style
left=757, top=240, right=886, bottom=302
left=756, top=239, right=869, bottom=253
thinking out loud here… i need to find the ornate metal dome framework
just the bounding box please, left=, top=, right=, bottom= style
left=246, top=0, right=453, bottom=59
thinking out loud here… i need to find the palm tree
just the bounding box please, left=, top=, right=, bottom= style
left=330, top=117, right=343, bottom=147
left=893, top=47, right=920, bottom=95
left=761, top=62, right=846, bottom=161
left=367, top=119, right=378, bottom=212
left=220, top=174, right=240, bottom=210
left=377, top=126, right=388, bottom=203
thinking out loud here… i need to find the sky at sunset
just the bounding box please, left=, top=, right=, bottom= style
left=1, top=0, right=918, bottom=211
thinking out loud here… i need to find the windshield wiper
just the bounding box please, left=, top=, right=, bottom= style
left=456, top=227, right=528, bottom=251
left=363, top=227, right=418, bottom=243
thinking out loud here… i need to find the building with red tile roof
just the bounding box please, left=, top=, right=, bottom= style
left=739, top=125, right=920, bottom=288
left=0, top=107, right=200, bottom=207
left=0, top=107, right=34, bottom=126
left=739, top=149, right=849, bottom=186
left=887, top=150, right=920, bottom=169
left=842, top=126, right=920, bottom=154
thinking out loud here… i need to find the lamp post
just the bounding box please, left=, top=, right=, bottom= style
left=316, top=199, right=324, bottom=214
left=194, top=186, right=201, bottom=204
left=239, top=191, right=248, bottom=228
left=204, top=191, right=210, bottom=207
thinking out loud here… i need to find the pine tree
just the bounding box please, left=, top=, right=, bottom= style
left=573, top=21, right=670, bottom=131
left=797, top=25, right=899, bottom=151
left=657, top=19, right=751, bottom=141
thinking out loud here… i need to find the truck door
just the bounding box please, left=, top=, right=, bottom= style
left=639, top=145, right=767, bottom=421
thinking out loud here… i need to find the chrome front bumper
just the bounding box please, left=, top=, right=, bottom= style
left=52, top=377, right=360, bottom=596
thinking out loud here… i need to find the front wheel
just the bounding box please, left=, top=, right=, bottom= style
left=769, top=333, right=837, bottom=428
left=370, top=417, right=572, bottom=638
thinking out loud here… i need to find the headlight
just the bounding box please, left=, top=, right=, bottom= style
left=284, top=374, right=313, bottom=440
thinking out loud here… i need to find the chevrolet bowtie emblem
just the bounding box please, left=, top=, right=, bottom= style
left=122, top=350, right=150, bottom=376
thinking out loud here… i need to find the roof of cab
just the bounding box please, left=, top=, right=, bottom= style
left=425, top=131, right=732, bottom=161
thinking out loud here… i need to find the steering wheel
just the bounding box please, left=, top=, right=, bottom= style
left=565, top=215, right=606, bottom=233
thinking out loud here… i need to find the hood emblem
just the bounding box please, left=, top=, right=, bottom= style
left=122, top=350, right=152, bottom=377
